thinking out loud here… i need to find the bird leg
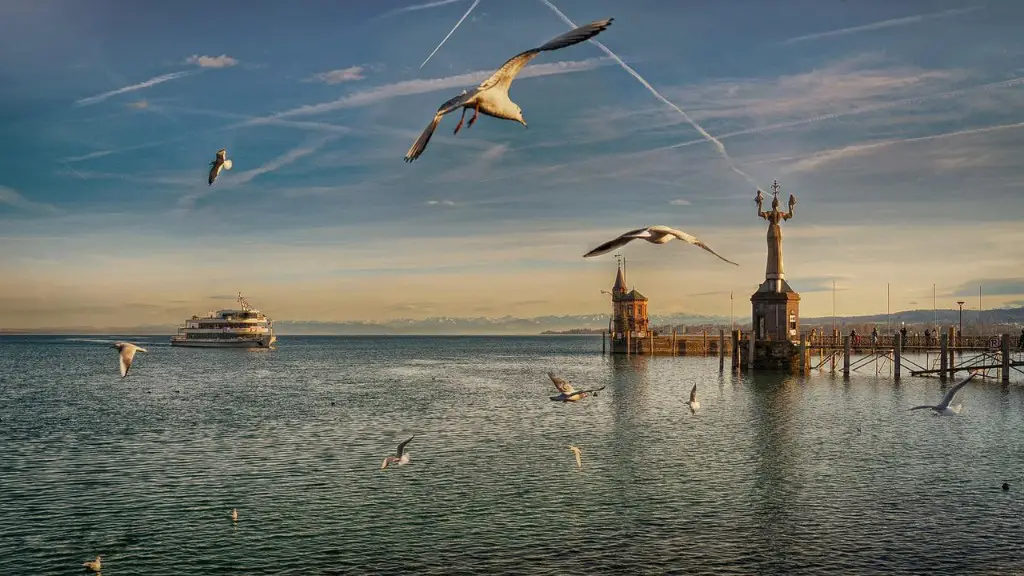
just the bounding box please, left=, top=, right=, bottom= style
left=453, top=107, right=469, bottom=135
left=467, top=103, right=480, bottom=128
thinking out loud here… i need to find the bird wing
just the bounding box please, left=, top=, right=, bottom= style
left=396, top=435, right=415, bottom=457
left=937, top=372, right=977, bottom=409
left=404, top=91, right=476, bottom=162
left=569, top=445, right=582, bottom=468
left=380, top=456, right=391, bottom=470
left=659, top=226, right=739, bottom=266
left=582, top=231, right=644, bottom=258
left=907, top=405, right=935, bottom=411
left=476, top=19, right=613, bottom=93
left=216, top=149, right=226, bottom=161
left=690, top=384, right=697, bottom=404
left=548, top=372, right=574, bottom=394
left=209, top=163, right=222, bottom=185
left=119, top=345, right=138, bottom=377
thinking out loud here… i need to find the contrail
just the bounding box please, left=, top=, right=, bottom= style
left=420, top=0, right=481, bottom=69
left=538, top=0, right=758, bottom=188
left=73, top=70, right=197, bottom=107
left=782, top=6, right=980, bottom=44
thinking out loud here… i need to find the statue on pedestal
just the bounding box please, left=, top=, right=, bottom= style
left=755, top=180, right=796, bottom=285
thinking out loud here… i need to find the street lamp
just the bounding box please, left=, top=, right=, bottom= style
left=956, top=301, right=965, bottom=340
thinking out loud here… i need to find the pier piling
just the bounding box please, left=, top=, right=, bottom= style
left=731, top=330, right=740, bottom=371
left=719, top=329, right=725, bottom=371
left=842, top=335, right=850, bottom=377
left=799, top=332, right=807, bottom=375
left=1002, top=333, right=1011, bottom=383
left=894, top=336, right=902, bottom=380
left=939, top=333, right=948, bottom=379
left=747, top=332, right=754, bottom=370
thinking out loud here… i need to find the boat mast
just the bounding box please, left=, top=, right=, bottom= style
left=238, top=292, right=253, bottom=312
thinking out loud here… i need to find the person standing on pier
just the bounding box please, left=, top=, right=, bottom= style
left=871, top=326, right=878, bottom=346
left=924, top=328, right=931, bottom=346
left=900, top=326, right=908, bottom=347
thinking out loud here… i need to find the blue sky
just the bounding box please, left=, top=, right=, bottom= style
left=2, top=0, right=1023, bottom=329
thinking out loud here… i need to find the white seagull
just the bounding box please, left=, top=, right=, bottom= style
left=82, top=556, right=102, bottom=572
left=112, top=342, right=148, bottom=378
left=908, top=372, right=978, bottom=416
left=568, top=445, right=582, bottom=469
left=231, top=508, right=238, bottom=522
left=548, top=372, right=605, bottom=402
left=403, top=18, right=614, bottom=162
left=381, top=435, right=415, bottom=470
left=688, top=384, right=700, bottom=415
left=208, top=148, right=233, bottom=185
left=583, top=225, right=739, bottom=266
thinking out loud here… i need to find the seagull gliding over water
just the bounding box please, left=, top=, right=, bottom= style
left=403, top=18, right=614, bottom=162
left=568, top=445, right=582, bottom=469
left=381, top=435, right=415, bottom=470
left=583, top=226, right=739, bottom=266
left=113, top=342, right=147, bottom=378
left=548, top=372, right=605, bottom=402
left=907, top=372, right=978, bottom=415
left=688, top=384, right=700, bottom=415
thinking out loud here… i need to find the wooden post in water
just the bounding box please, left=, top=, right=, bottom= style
left=719, top=329, right=725, bottom=371
left=893, top=335, right=902, bottom=380
left=843, top=335, right=851, bottom=376
left=747, top=331, right=755, bottom=370
left=626, top=331, right=631, bottom=356
left=799, top=332, right=807, bottom=375
left=602, top=330, right=606, bottom=355
left=731, top=330, right=740, bottom=371
left=703, top=330, right=708, bottom=356
left=1002, top=333, right=1011, bottom=383
left=672, top=329, right=677, bottom=356
left=948, top=326, right=956, bottom=377
left=939, top=333, right=948, bottom=380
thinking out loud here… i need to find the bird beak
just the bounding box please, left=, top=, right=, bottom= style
left=520, top=119, right=528, bottom=129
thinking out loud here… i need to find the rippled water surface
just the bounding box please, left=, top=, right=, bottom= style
left=1, top=335, right=1023, bottom=575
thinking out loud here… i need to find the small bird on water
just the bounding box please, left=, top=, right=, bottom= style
left=403, top=18, right=613, bottom=162
left=231, top=508, right=238, bottom=522
left=82, top=556, right=102, bottom=572
left=381, top=435, right=415, bottom=470
left=208, top=148, right=233, bottom=185
left=112, top=342, right=147, bottom=378
left=568, top=445, right=582, bottom=469
left=688, top=384, right=700, bottom=415
left=583, top=225, right=739, bottom=266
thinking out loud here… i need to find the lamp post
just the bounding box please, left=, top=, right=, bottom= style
left=956, top=300, right=965, bottom=341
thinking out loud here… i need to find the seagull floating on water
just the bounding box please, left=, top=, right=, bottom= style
left=82, top=556, right=102, bottom=572
left=548, top=372, right=605, bottom=402
left=231, top=508, right=238, bottom=522
left=568, top=445, right=582, bottom=469
left=688, top=384, right=700, bottom=415
left=403, top=18, right=613, bottom=162
left=208, top=148, right=233, bottom=185
left=381, top=435, right=415, bottom=470
left=908, top=372, right=977, bottom=416
left=112, top=342, right=147, bottom=378
left=583, top=226, right=739, bottom=266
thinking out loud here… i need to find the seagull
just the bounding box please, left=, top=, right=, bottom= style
left=583, top=226, right=739, bottom=266
left=231, top=508, right=238, bottom=522
left=548, top=372, right=605, bottom=402
left=568, top=445, right=582, bottom=469
left=908, top=372, right=977, bottom=415
left=112, top=342, right=148, bottom=378
left=403, top=18, right=614, bottom=162
left=82, top=556, right=102, bottom=572
left=688, top=384, right=700, bottom=415
left=381, top=435, right=415, bottom=470
left=208, top=148, right=233, bottom=185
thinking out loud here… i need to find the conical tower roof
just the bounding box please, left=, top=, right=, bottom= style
left=612, top=262, right=627, bottom=293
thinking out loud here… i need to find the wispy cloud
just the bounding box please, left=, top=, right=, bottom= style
left=185, top=54, right=239, bottom=68
left=782, top=6, right=981, bottom=45
left=426, top=199, right=456, bottom=206
left=304, top=66, right=365, bottom=84
left=669, top=199, right=691, bottom=206
left=539, top=0, right=758, bottom=188
left=419, top=0, right=480, bottom=69
left=0, top=186, right=58, bottom=213
left=126, top=100, right=150, bottom=110
left=381, top=0, right=466, bottom=17
left=243, top=57, right=611, bottom=123
left=953, top=278, right=1024, bottom=297
left=73, top=71, right=197, bottom=107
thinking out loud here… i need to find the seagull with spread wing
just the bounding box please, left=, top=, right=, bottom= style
left=404, top=18, right=613, bottom=162
left=907, top=372, right=978, bottom=416
left=112, top=342, right=147, bottom=378
left=548, top=372, right=605, bottom=402
left=208, top=148, right=233, bottom=185
left=688, top=384, right=700, bottom=415
left=381, top=435, right=415, bottom=470
left=568, top=445, right=582, bottom=469
left=583, top=225, right=739, bottom=266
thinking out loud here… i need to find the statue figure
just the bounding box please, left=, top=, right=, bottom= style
left=754, top=180, right=796, bottom=284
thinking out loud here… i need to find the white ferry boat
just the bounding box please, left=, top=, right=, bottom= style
left=170, top=293, right=277, bottom=348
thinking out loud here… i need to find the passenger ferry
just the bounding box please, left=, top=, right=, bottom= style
left=170, top=293, right=277, bottom=348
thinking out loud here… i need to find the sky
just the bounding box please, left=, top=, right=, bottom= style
left=1, top=0, right=1024, bottom=330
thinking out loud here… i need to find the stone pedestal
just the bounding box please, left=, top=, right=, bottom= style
left=742, top=339, right=809, bottom=373
left=750, top=278, right=801, bottom=343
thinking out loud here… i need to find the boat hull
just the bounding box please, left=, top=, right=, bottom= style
left=170, top=336, right=276, bottom=348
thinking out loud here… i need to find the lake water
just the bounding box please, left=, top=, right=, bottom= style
left=1, top=335, right=1022, bottom=575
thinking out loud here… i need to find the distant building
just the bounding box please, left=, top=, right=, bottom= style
left=610, top=261, right=649, bottom=345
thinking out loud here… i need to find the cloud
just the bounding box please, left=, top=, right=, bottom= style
left=479, top=143, right=508, bottom=162
left=304, top=66, right=365, bottom=84
left=380, top=0, right=465, bottom=17
left=73, top=71, right=196, bottom=107
left=426, top=199, right=455, bottom=206
left=669, top=199, right=691, bottom=206
left=0, top=185, right=58, bottom=213
left=126, top=100, right=149, bottom=109
left=953, top=278, right=1024, bottom=297
left=244, top=57, right=611, bottom=123
left=185, top=54, right=239, bottom=68
left=781, top=7, right=981, bottom=45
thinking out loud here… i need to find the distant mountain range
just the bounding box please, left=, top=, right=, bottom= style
left=5, top=307, right=1020, bottom=336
